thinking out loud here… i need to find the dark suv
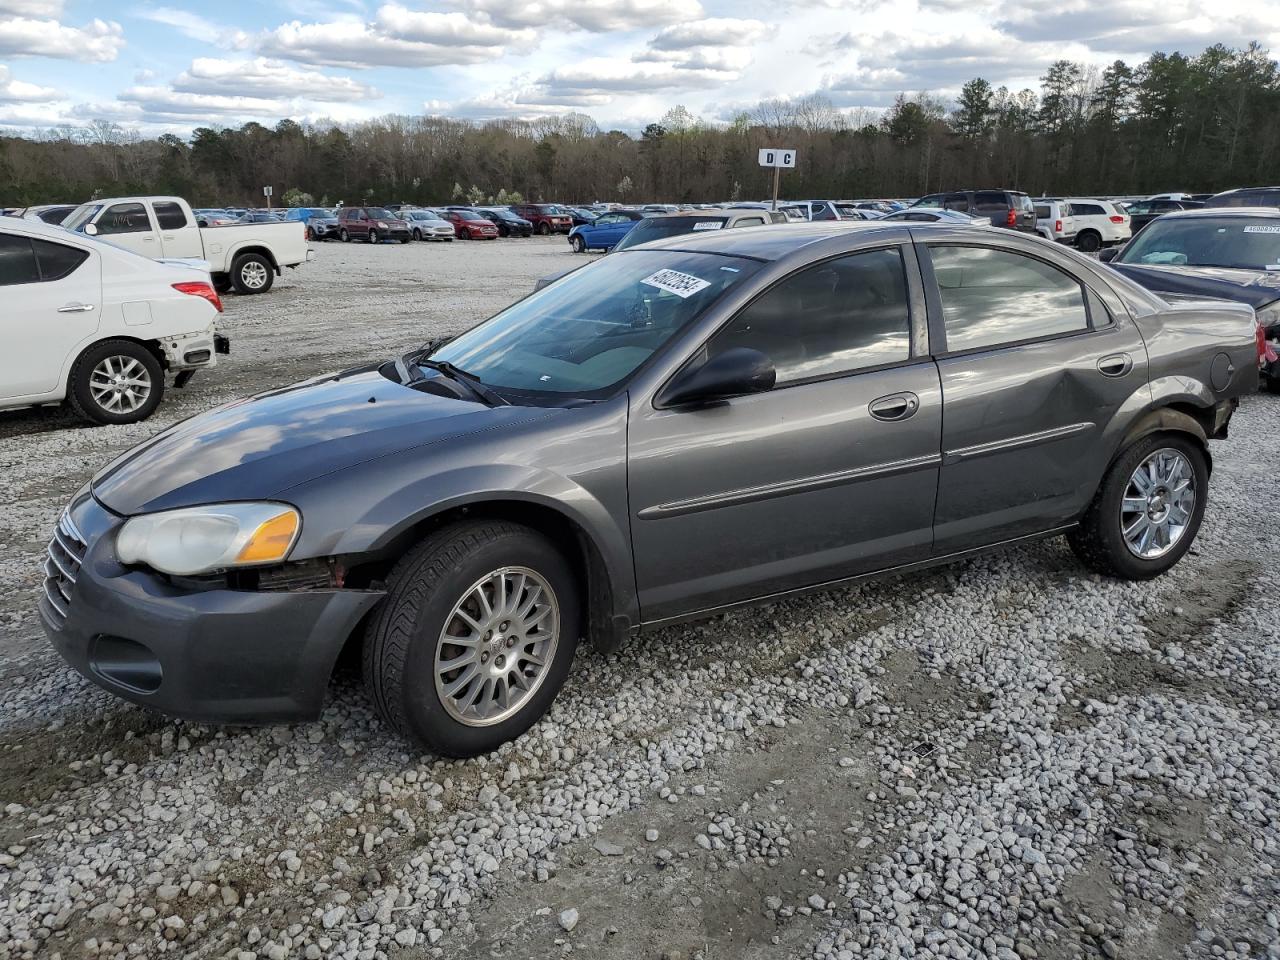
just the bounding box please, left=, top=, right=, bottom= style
left=1202, top=187, right=1280, bottom=209
left=510, top=203, right=573, bottom=235
left=337, top=207, right=411, bottom=244
left=911, top=190, right=1037, bottom=233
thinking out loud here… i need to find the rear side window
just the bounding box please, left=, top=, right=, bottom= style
left=0, top=234, right=39, bottom=285
left=32, top=238, right=88, bottom=281
left=97, top=202, right=151, bottom=234
left=733, top=217, right=765, bottom=227
left=1034, top=205, right=1052, bottom=219
left=944, top=193, right=970, bottom=212
left=708, top=247, right=913, bottom=384
left=973, top=191, right=1009, bottom=211
left=1071, top=202, right=1106, bottom=216
left=929, top=245, right=1089, bottom=352
left=153, top=201, right=189, bottom=230
left=915, top=195, right=944, bottom=209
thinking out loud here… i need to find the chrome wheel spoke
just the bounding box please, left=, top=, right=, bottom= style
left=1119, top=448, right=1196, bottom=560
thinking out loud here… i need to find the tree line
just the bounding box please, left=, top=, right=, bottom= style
left=1, top=42, right=1277, bottom=207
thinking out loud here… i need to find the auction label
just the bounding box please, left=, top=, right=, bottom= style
left=1244, top=225, right=1280, bottom=233
left=641, top=269, right=711, bottom=298
left=692, top=221, right=724, bottom=230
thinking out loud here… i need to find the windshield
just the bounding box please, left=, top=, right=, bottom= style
left=429, top=250, right=761, bottom=399
left=459, top=210, right=486, bottom=221
left=63, top=203, right=102, bottom=231
left=1119, top=217, right=1280, bottom=270
left=367, top=207, right=394, bottom=219
left=913, top=195, right=945, bottom=209
left=614, top=217, right=729, bottom=251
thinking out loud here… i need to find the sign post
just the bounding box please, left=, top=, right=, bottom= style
left=263, top=185, right=273, bottom=211
left=757, top=148, right=796, bottom=211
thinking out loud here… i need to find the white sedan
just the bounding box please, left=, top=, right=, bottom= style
left=0, top=217, right=227, bottom=425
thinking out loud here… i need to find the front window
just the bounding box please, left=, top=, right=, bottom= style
left=914, top=195, right=945, bottom=209
left=429, top=250, right=761, bottom=400
left=1118, top=217, right=1280, bottom=270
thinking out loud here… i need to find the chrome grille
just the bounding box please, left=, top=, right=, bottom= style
left=41, top=512, right=86, bottom=627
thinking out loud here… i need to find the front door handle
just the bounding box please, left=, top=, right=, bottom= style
left=869, top=392, right=920, bottom=422
left=57, top=303, right=95, bottom=313
left=1097, top=353, right=1133, bottom=377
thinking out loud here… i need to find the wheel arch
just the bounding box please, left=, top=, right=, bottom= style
left=67, top=335, right=168, bottom=388
left=1117, top=402, right=1214, bottom=474
left=345, top=496, right=631, bottom=654
left=228, top=243, right=280, bottom=274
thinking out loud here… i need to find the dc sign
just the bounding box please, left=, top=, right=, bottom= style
left=758, top=148, right=797, bottom=168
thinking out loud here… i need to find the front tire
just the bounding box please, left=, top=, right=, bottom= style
left=1262, top=372, right=1280, bottom=394
left=571, top=235, right=586, bottom=253
left=368, top=229, right=379, bottom=244
left=537, top=222, right=551, bottom=236
left=1068, top=434, right=1208, bottom=580
left=363, top=521, right=579, bottom=757
left=67, top=339, right=164, bottom=425
left=231, top=253, right=273, bottom=294
left=340, top=229, right=350, bottom=242
left=412, top=228, right=422, bottom=241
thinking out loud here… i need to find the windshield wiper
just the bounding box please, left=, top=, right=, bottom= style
left=413, top=357, right=509, bottom=407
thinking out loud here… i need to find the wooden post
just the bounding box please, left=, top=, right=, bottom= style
left=771, top=165, right=781, bottom=211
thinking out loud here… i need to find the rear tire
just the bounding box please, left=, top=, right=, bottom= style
left=231, top=253, right=273, bottom=294
left=67, top=339, right=164, bottom=426
left=1067, top=434, right=1208, bottom=580
left=362, top=521, right=579, bottom=757
left=1076, top=230, right=1102, bottom=253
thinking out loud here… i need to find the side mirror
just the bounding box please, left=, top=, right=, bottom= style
left=661, top=347, right=776, bottom=408
left=1098, top=247, right=1120, bottom=263
left=83, top=223, right=98, bottom=236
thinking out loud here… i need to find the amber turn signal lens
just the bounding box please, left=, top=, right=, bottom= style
left=235, top=511, right=299, bottom=564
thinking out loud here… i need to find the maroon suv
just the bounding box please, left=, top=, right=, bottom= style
left=509, top=203, right=573, bottom=235
left=441, top=209, right=499, bottom=240
left=337, top=206, right=411, bottom=243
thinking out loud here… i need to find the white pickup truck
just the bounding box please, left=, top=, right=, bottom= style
left=62, top=196, right=311, bottom=294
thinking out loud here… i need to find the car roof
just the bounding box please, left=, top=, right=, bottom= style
left=0, top=215, right=90, bottom=242
left=627, top=221, right=908, bottom=260
left=1156, top=207, right=1280, bottom=221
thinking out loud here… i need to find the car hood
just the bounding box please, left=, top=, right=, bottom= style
left=92, top=368, right=554, bottom=515
left=1110, top=262, right=1280, bottom=310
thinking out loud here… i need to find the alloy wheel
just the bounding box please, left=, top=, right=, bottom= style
left=239, top=259, right=269, bottom=290
left=89, top=355, right=152, bottom=415
left=433, top=566, right=560, bottom=727
left=1119, top=447, right=1196, bottom=559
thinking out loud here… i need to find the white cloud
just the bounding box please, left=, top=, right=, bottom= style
left=463, top=0, right=703, bottom=32
left=647, top=17, right=767, bottom=50
left=0, top=0, right=62, bottom=14
left=258, top=4, right=534, bottom=68
left=173, top=57, right=380, bottom=102
left=133, top=6, right=249, bottom=46
left=0, top=64, right=58, bottom=103
left=542, top=58, right=734, bottom=95
left=0, top=15, right=125, bottom=61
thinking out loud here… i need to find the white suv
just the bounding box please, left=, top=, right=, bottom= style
left=1034, top=200, right=1077, bottom=245
left=1060, top=198, right=1131, bottom=252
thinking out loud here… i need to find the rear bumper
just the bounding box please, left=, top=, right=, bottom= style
left=40, top=496, right=385, bottom=723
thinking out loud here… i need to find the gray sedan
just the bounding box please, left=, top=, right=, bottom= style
left=41, top=222, right=1259, bottom=756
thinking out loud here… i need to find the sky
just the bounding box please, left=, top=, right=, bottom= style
left=0, top=0, right=1276, bottom=136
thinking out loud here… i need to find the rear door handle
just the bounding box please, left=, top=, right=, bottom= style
left=868, top=392, right=920, bottom=422
left=1097, top=353, right=1133, bottom=377
left=57, top=303, right=95, bottom=313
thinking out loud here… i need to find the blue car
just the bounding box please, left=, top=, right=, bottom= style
left=568, top=210, right=644, bottom=252
left=283, top=207, right=338, bottom=239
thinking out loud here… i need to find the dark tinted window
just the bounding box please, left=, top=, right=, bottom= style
left=915, top=194, right=945, bottom=208
left=0, top=234, right=39, bottom=285
left=707, top=248, right=912, bottom=384
left=97, top=202, right=150, bottom=234
left=1071, top=202, right=1106, bottom=216
left=930, top=245, right=1088, bottom=352
left=944, top=193, right=970, bottom=212
left=32, top=237, right=88, bottom=281
left=974, top=191, right=1010, bottom=211
left=1034, top=204, right=1052, bottom=219
left=153, top=201, right=189, bottom=229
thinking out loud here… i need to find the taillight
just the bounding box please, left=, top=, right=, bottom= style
left=1055, top=219, right=1063, bottom=232
left=173, top=281, right=223, bottom=313
left=1109, top=215, right=1125, bottom=223
left=1258, top=318, right=1268, bottom=366
left=1006, top=209, right=1017, bottom=227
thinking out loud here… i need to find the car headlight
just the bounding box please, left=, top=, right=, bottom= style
left=117, top=502, right=300, bottom=576
left=378, top=221, right=389, bottom=228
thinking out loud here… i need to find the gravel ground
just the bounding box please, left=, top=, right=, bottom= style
left=1, top=238, right=1278, bottom=960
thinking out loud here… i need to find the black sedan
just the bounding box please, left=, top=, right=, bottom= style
left=1121, top=198, right=1203, bottom=234
left=475, top=207, right=533, bottom=237
left=1102, top=208, right=1280, bottom=390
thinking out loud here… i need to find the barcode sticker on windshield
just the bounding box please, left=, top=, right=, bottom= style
left=1244, top=225, right=1280, bottom=233
left=641, top=269, right=711, bottom=298
left=692, top=221, right=724, bottom=231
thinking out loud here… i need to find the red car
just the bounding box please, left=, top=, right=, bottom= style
left=442, top=209, right=500, bottom=240
left=337, top=206, right=411, bottom=243
left=509, top=203, right=573, bottom=235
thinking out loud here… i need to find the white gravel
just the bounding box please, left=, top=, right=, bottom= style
left=1, top=239, right=1278, bottom=960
